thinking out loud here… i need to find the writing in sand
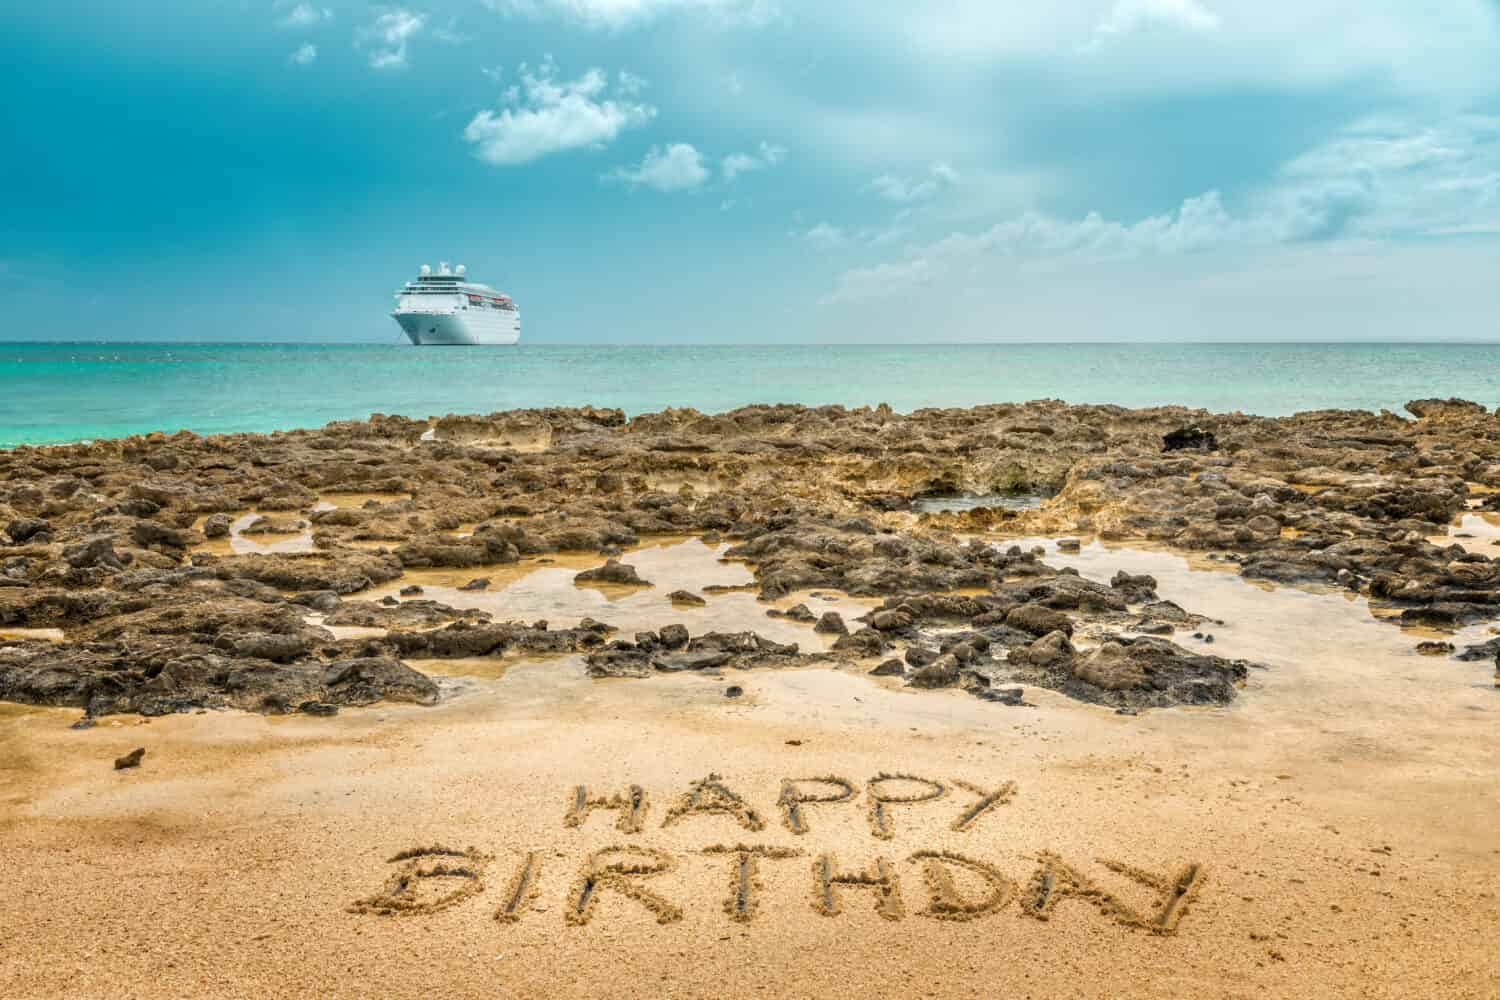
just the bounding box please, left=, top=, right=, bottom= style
left=347, top=772, right=1206, bottom=933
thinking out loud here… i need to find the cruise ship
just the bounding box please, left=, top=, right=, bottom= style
left=391, top=263, right=520, bottom=345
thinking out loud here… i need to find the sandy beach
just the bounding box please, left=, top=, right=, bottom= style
left=3, top=401, right=1500, bottom=997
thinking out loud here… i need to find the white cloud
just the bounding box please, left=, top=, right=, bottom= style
left=1430, top=172, right=1500, bottom=204
left=802, top=221, right=910, bottom=250
left=464, top=60, right=655, bottom=165
left=867, top=163, right=960, bottom=202
left=721, top=153, right=758, bottom=181
left=359, top=8, right=426, bottom=70
left=608, top=143, right=710, bottom=191
left=289, top=43, right=318, bottom=65
left=826, top=192, right=1256, bottom=303
left=788, top=3, right=1500, bottom=104
left=803, top=223, right=849, bottom=249
left=721, top=141, right=786, bottom=181
left=1093, top=0, right=1219, bottom=39
left=825, top=114, right=1500, bottom=305
left=277, top=3, right=331, bottom=29
left=1269, top=116, right=1500, bottom=238
left=482, top=0, right=776, bottom=30
left=824, top=258, right=934, bottom=303
left=430, top=18, right=472, bottom=44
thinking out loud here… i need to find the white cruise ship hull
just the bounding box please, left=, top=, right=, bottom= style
left=393, top=310, right=520, bottom=346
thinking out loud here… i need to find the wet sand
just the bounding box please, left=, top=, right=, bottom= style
left=2, top=538, right=1498, bottom=998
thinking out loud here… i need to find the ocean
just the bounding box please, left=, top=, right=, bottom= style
left=2, top=342, right=1498, bottom=448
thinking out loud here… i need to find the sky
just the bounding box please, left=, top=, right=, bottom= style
left=3, top=1, right=1500, bottom=344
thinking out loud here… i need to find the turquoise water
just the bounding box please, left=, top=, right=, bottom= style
left=2, top=342, right=1498, bottom=447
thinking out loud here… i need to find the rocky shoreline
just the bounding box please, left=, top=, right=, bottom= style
left=3, top=397, right=1498, bottom=719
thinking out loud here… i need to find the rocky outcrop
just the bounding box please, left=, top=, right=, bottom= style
left=586, top=630, right=805, bottom=678
left=0, top=641, right=438, bottom=717
left=8, top=397, right=1500, bottom=716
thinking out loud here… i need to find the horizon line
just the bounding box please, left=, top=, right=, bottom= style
left=4, top=339, right=1500, bottom=349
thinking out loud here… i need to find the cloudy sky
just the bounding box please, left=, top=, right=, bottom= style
left=5, top=1, right=1500, bottom=342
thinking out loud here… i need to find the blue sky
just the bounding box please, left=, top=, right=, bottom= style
left=4, top=1, right=1500, bottom=343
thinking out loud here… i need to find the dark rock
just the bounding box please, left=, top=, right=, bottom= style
left=668, top=589, right=707, bottom=606
left=905, top=646, right=940, bottom=668
left=232, top=634, right=308, bottom=662
left=290, top=590, right=340, bottom=612
left=1005, top=603, right=1073, bottom=638
left=118, top=499, right=160, bottom=518
left=724, top=685, right=743, bottom=698
left=320, top=657, right=439, bottom=706
left=868, top=608, right=914, bottom=631
left=298, top=700, right=338, bottom=716
left=813, top=612, right=848, bottom=635
left=974, top=686, right=1029, bottom=706
left=1008, top=630, right=1074, bottom=667
left=1406, top=398, right=1487, bottom=420
left=1455, top=637, right=1500, bottom=662
left=63, top=536, right=124, bottom=571
left=909, top=653, right=960, bottom=688
left=458, top=577, right=490, bottom=591
left=831, top=627, right=884, bottom=657
left=869, top=658, right=905, bottom=677
left=659, top=624, right=690, bottom=649
left=1110, top=571, right=1160, bottom=604
left=202, top=513, right=233, bottom=538
left=1140, top=599, right=1191, bottom=622
left=1163, top=426, right=1217, bottom=452
left=221, top=579, right=284, bottom=604
left=114, top=747, right=145, bottom=770
left=574, top=559, right=651, bottom=586
left=6, top=518, right=50, bottom=544
left=130, top=519, right=196, bottom=549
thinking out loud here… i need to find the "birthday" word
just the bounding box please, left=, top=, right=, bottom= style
left=348, top=843, right=1204, bottom=933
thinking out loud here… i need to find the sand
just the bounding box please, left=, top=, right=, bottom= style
left=2, top=537, right=1498, bottom=998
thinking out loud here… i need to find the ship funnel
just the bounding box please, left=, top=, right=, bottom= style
left=439, top=261, right=450, bottom=275
left=420, top=263, right=431, bottom=276
left=455, top=264, right=466, bottom=276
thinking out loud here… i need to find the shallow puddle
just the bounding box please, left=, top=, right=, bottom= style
left=311, top=492, right=410, bottom=512
left=1428, top=512, right=1500, bottom=556
left=1013, top=536, right=1499, bottom=720
left=364, top=536, right=876, bottom=661
left=914, top=492, right=1044, bottom=514
left=192, top=512, right=315, bottom=555
left=0, top=627, right=65, bottom=643
left=302, top=613, right=390, bottom=642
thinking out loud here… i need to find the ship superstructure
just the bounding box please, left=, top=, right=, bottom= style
left=392, top=263, right=520, bottom=345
